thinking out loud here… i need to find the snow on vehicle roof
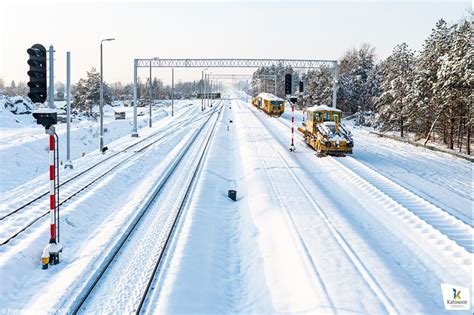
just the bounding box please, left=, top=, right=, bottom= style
left=257, top=93, right=283, bottom=101
left=306, top=104, right=341, bottom=112
left=33, top=108, right=57, bottom=114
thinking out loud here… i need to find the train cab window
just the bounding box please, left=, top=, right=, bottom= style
left=307, top=112, right=312, bottom=121
left=314, top=112, right=322, bottom=122
left=333, top=113, right=340, bottom=123
left=323, top=112, right=331, bottom=121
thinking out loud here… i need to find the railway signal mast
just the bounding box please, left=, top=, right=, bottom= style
left=285, top=74, right=297, bottom=152
left=299, top=80, right=305, bottom=124
left=28, top=44, right=63, bottom=269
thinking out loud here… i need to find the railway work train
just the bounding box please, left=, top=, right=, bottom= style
left=252, top=93, right=285, bottom=117
left=298, top=105, right=354, bottom=156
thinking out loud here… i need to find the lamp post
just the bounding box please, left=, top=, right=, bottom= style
left=201, top=68, right=208, bottom=111
left=201, top=70, right=204, bottom=111
left=100, top=38, right=115, bottom=152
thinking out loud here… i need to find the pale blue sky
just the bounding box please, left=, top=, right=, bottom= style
left=1, top=1, right=470, bottom=85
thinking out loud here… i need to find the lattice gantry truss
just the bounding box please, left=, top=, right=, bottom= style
left=135, top=58, right=337, bottom=69
left=130, top=58, right=339, bottom=136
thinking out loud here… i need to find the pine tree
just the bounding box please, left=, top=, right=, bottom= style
left=337, top=44, right=377, bottom=114
left=435, top=20, right=472, bottom=151
left=375, top=43, right=416, bottom=137
left=302, top=67, right=333, bottom=106
left=411, top=19, right=451, bottom=141
left=72, top=67, right=112, bottom=115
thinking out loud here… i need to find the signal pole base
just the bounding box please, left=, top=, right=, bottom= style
left=41, top=242, right=63, bottom=269
left=64, top=161, right=73, bottom=169
left=289, top=144, right=296, bottom=152
left=131, top=132, right=139, bottom=138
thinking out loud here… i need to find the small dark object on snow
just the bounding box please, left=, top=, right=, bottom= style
left=228, top=190, right=237, bottom=201
left=229, top=119, right=233, bottom=123
left=102, top=146, right=108, bottom=154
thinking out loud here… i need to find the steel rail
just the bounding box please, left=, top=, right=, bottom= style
left=136, top=101, right=223, bottom=313
left=0, top=111, right=209, bottom=246
left=0, top=109, right=196, bottom=221
left=70, top=102, right=223, bottom=314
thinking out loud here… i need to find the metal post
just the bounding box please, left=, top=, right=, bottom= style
left=65, top=52, right=72, bottom=169
left=100, top=42, right=104, bottom=151
left=332, top=61, right=338, bottom=108
left=49, top=45, right=54, bottom=109
left=206, top=74, right=210, bottom=107
left=41, top=126, right=62, bottom=269
left=49, top=131, right=56, bottom=244
left=289, top=102, right=295, bottom=152
left=171, top=68, right=174, bottom=116
left=201, top=70, right=204, bottom=111
left=149, top=61, right=152, bottom=127
left=132, top=59, right=139, bottom=137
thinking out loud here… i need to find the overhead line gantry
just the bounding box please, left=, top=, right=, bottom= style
left=131, top=58, right=338, bottom=137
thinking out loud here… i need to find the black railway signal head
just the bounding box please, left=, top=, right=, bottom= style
left=299, top=80, right=304, bottom=93
left=27, top=44, right=47, bottom=104
left=33, top=109, right=57, bottom=129
left=285, top=73, right=292, bottom=95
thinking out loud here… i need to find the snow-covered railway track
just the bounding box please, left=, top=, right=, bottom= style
left=270, top=105, right=473, bottom=254
left=0, top=109, right=202, bottom=246
left=242, top=101, right=399, bottom=314
left=68, top=104, right=222, bottom=314
left=328, top=156, right=474, bottom=253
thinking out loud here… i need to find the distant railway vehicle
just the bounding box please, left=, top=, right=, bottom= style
left=114, top=111, right=126, bottom=120
left=197, top=92, right=221, bottom=99
left=252, top=93, right=284, bottom=117
left=298, top=105, right=353, bottom=156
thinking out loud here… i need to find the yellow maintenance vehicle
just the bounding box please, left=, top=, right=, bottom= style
left=251, top=93, right=285, bottom=117
left=298, top=105, right=353, bottom=156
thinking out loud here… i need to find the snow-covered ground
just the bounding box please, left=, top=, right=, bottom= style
left=0, top=99, right=212, bottom=312
left=281, top=105, right=472, bottom=226
left=150, top=97, right=472, bottom=314
left=0, top=93, right=472, bottom=314
left=0, top=100, right=193, bottom=193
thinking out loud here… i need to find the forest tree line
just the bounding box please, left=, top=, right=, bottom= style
left=251, top=19, right=472, bottom=154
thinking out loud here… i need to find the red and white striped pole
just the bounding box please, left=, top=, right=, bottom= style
left=49, top=134, right=56, bottom=243
left=289, top=102, right=295, bottom=152
left=42, top=128, right=62, bottom=269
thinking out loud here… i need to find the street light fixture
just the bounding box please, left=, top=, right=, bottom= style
left=100, top=37, right=115, bottom=152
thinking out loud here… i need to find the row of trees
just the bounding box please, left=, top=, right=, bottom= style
left=251, top=19, right=471, bottom=154
left=73, top=69, right=207, bottom=114
left=376, top=19, right=471, bottom=154
left=1, top=67, right=207, bottom=115
left=251, top=65, right=300, bottom=99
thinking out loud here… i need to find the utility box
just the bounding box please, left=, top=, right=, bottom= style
left=228, top=190, right=237, bottom=201
left=33, top=109, right=57, bottom=129
left=114, top=111, right=126, bottom=120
